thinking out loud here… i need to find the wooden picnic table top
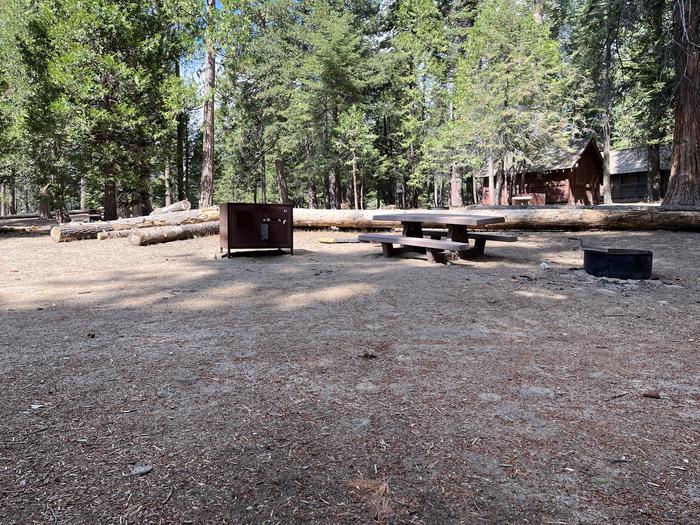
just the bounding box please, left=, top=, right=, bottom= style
left=372, top=212, right=505, bottom=227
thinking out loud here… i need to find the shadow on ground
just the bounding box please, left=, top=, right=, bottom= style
left=0, top=230, right=698, bottom=524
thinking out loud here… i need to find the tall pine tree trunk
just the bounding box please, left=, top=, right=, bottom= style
left=647, top=144, right=661, bottom=201
left=164, top=163, right=173, bottom=206
left=450, top=163, right=463, bottom=207
left=533, top=0, right=544, bottom=24
left=199, top=0, right=216, bottom=209
left=351, top=150, right=359, bottom=209
left=39, top=185, right=51, bottom=220
left=184, top=120, right=190, bottom=200
left=602, top=120, right=613, bottom=204
left=10, top=175, right=17, bottom=214
left=275, top=158, right=290, bottom=204
left=663, top=0, right=700, bottom=206
left=175, top=62, right=186, bottom=202
left=101, top=89, right=118, bottom=220
left=260, top=155, right=267, bottom=203
left=80, top=177, right=87, bottom=210
left=328, top=168, right=339, bottom=209
left=308, top=179, right=318, bottom=208
left=487, top=157, right=495, bottom=205
left=103, top=180, right=117, bottom=220
left=360, top=174, right=364, bottom=209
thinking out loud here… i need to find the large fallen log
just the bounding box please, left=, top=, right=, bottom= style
left=50, top=207, right=219, bottom=242
left=96, top=230, right=132, bottom=240
left=457, top=205, right=700, bottom=231
left=292, top=208, right=397, bottom=229
left=293, top=206, right=700, bottom=231
left=128, top=221, right=219, bottom=246
left=149, top=200, right=191, bottom=215
left=49, top=204, right=700, bottom=243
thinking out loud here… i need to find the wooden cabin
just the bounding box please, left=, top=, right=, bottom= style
left=483, top=138, right=604, bottom=205
left=609, top=145, right=671, bottom=201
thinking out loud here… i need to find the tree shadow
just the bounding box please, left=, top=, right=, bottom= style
left=0, top=229, right=697, bottom=524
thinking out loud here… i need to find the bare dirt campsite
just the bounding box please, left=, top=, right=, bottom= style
left=1, top=227, right=698, bottom=524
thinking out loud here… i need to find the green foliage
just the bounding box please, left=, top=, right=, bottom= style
left=0, top=0, right=680, bottom=213
left=454, top=0, right=572, bottom=171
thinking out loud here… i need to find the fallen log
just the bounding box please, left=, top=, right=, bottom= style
left=294, top=206, right=700, bottom=231
left=50, top=207, right=219, bottom=242
left=293, top=208, right=397, bottom=229
left=457, top=205, right=700, bottom=231
left=96, top=230, right=132, bottom=240
left=149, top=200, right=191, bottom=215
left=128, top=221, right=219, bottom=246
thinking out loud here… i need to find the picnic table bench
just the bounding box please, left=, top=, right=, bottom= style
left=359, top=212, right=516, bottom=263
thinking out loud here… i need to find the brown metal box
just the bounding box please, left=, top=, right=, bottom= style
left=220, top=203, right=293, bottom=257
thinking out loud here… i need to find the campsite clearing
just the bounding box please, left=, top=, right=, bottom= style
left=0, top=230, right=698, bottom=524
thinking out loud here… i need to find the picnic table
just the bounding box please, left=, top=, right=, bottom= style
left=358, top=212, right=517, bottom=263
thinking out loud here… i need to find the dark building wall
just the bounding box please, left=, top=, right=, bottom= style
left=481, top=141, right=604, bottom=205
left=571, top=151, right=602, bottom=204
left=611, top=170, right=672, bottom=201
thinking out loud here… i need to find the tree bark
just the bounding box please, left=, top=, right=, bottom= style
left=50, top=207, right=219, bottom=242
left=292, top=206, right=700, bottom=231
left=184, top=118, right=190, bottom=200
left=38, top=186, right=51, bottom=220
left=449, top=163, right=463, bottom=208
left=0, top=182, right=5, bottom=216
left=487, top=157, right=495, bottom=205
left=103, top=180, right=117, bottom=220
left=10, top=175, right=16, bottom=215
left=260, top=154, right=267, bottom=204
left=328, top=168, right=339, bottom=209
left=80, top=177, right=87, bottom=210
left=533, top=0, right=544, bottom=24
left=494, top=161, right=504, bottom=206
left=175, top=61, right=186, bottom=202
left=164, top=163, right=173, bottom=206
left=275, top=158, right=290, bottom=204
left=602, top=123, right=613, bottom=204
left=308, top=179, right=318, bottom=208
left=662, top=0, right=700, bottom=206
left=128, top=221, right=219, bottom=246
left=96, top=229, right=133, bottom=240
left=647, top=144, right=661, bottom=201
left=150, top=200, right=191, bottom=215
left=351, top=150, right=359, bottom=209
left=199, top=0, right=216, bottom=209
left=360, top=174, right=365, bottom=209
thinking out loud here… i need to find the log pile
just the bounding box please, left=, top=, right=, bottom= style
left=45, top=201, right=700, bottom=247
left=128, top=221, right=219, bottom=246
left=50, top=205, right=218, bottom=242
left=149, top=200, right=191, bottom=215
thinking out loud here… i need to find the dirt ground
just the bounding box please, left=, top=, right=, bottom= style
left=1, top=228, right=698, bottom=524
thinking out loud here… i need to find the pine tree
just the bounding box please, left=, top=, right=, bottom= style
left=454, top=0, right=572, bottom=204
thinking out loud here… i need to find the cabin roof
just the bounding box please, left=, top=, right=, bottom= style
left=609, top=145, right=672, bottom=175
left=528, top=138, right=601, bottom=173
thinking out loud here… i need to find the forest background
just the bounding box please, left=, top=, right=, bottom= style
left=0, top=0, right=697, bottom=219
